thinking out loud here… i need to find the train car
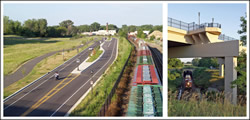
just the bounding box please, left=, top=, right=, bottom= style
left=127, top=38, right=162, bottom=117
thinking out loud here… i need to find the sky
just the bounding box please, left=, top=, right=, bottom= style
left=3, top=3, right=162, bottom=27
left=168, top=3, right=247, bottom=62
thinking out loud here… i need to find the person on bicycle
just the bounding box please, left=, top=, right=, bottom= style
left=55, top=72, right=59, bottom=80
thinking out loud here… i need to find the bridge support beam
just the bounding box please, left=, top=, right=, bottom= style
left=224, top=56, right=237, bottom=104
left=217, top=58, right=225, bottom=77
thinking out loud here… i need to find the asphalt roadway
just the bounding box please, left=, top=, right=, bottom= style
left=4, top=39, right=96, bottom=88
left=4, top=38, right=117, bottom=116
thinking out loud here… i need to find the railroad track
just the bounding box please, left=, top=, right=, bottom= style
left=148, top=46, right=162, bottom=83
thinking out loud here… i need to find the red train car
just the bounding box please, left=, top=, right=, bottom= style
left=133, top=65, right=160, bottom=86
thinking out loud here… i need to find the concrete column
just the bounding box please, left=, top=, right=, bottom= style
left=224, top=56, right=237, bottom=104
left=217, top=58, right=225, bottom=77
left=219, top=64, right=224, bottom=77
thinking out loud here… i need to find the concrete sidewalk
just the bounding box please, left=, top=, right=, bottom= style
left=71, top=40, right=106, bottom=74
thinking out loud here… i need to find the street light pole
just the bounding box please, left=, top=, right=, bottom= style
left=76, top=58, right=80, bottom=71
left=90, top=70, right=94, bottom=96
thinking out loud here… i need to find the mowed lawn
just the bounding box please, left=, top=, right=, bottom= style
left=4, top=35, right=101, bottom=76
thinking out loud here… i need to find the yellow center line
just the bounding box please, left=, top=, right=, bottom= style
left=21, top=73, right=80, bottom=116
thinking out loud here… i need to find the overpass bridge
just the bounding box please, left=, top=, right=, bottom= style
left=168, top=17, right=246, bottom=104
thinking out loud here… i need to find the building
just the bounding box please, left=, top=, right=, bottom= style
left=148, top=30, right=162, bottom=40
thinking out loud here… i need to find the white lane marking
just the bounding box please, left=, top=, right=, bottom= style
left=4, top=41, right=99, bottom=109
left=51, top=39, right=117, bottom=116
left=108, top=42, right=111, bottom=47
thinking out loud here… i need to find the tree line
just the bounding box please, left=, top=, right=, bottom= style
left=4, top=16, right=162, bottom=38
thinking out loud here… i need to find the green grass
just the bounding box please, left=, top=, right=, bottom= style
left=87, top=48, right=103, bottom=62
left=4, top=41, right=94, bottom=98
left=168, top=91, right=246, bottom=116
left=70, top=37, right=132, bottom=116
left=4, top=35, right=102, bottom=75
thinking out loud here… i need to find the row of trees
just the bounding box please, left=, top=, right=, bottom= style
left=192, top=58, right=219, bottom=68
left=118, top=24, right=163, bottom=39
left=4, top=16, right=162, bottom=38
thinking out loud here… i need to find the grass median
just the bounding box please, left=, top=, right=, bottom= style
left=4, top=39, right=94, bottom=98
left=87, top=46, right=103, bottom=62
left=70, top=37, right=132, bottom=116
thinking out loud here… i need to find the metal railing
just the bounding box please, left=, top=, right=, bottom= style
left=219, top=34, right=238, bottom=41
left=168, top=17, right=221, bottom=31
left=168, top=17, right=238, bottom=41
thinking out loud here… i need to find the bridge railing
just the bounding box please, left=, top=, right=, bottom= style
left=168, top=17, right=238, bottom=41
left=168, top=17, right=221, bottom=31
left=218, top=34, right=238, bottom=41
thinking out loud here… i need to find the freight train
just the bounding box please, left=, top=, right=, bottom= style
left=126, top=37, right=162, bottom=117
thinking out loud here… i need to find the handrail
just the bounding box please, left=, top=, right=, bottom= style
left=168, top=17, right=238, bottom=41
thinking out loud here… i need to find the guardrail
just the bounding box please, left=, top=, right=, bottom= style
left=168, top=17, right=238, bottom=41
left=98, top=39, right=133, bottom=116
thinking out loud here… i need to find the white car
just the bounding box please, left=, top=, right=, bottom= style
left=89, top=47, right=93, bottom=51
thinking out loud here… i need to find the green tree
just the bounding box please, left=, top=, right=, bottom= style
left=4, top=16, right=11, bottom=34
left=150, top=35, right=155, bottom=41
left=78, top=25, right=90, bottom=32
left=168, top=58, right=183, bottom=69
left=59, top=20, right=74, bottom=36
left=118, top=30, right=127, bottom=38
left=238, top=15, right=246, bottom=46
left=153, top=25, right=163, bottom=32
left=56, top=26, right=67, bottom=37
left=90, top=22, right=100, bottom=31
left=4, top=16, right=23, bottom=35
left=128, top=25, right=137, bottom=32
left=192, top=58, right=200, bottom=66
left=198, top=58, right=218, bottom=68
left=137, top=29, right=144, bottom=38
left=232, top=51, right=246, bottom=95
left=37, top=19, right=47, bottom=37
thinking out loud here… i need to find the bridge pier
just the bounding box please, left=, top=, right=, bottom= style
left=224, top=56, right=237, bottom=104
left=217, top=58, right=225, bottom=77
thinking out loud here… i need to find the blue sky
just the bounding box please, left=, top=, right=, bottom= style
left=3, top=3, right=162, bottom=27
left=168, top=3, right=247, bottom=62
left=168, top=3, right=246, bottom=40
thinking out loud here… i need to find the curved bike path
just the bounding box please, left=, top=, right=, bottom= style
left=4, top=39, right=96, bottom=88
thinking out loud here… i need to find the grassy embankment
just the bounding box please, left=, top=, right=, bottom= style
left=70, top=37, right=132, bottom=116
left=168, top=91, right=246, bottom=116
left=4, top=35, right=99, bottom=98
left=4, top=35, right=102, bottom=76
left=87, top=46, right=103, bottom=62
left=168, top=67, right=246, bottom=116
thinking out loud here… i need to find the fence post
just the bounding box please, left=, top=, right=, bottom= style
left=180, top=21, right=181, bottom=29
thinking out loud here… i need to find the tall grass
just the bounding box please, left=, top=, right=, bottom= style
left=168, top=91, right=246, bottom=116
left=70, top=37, right=132, bottom=116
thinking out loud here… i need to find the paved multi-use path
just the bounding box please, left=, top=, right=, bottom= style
left=4, top=39, right=96, bottom=88
left=4, top=38, right=117, bottom=116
